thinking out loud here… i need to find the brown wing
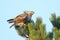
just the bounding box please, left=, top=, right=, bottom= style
left=13, top=13, right=28, bottom=24
left=16, top=13, right=28, bottom=20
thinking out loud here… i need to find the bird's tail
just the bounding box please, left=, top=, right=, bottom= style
left=7, top=19, right=14, bottom=23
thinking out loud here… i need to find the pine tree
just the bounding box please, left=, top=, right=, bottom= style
left=26, top=17, right=46, bottom=40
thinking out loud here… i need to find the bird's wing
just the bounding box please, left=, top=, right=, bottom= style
left=16, top=13, right=28, bottom=20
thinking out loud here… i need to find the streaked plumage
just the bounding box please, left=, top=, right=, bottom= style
left=7, top=11, right=34, bottom=28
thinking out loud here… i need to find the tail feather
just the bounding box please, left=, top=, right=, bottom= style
left=7, top=19, right=13, bottom=23
left=10, top=24, right=14, bottom=28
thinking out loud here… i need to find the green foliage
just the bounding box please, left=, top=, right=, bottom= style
left=52, top=28, right=60, bottom=40
left=49, top=13, right=60, bottom=29
left=26, top=17, right=47, bottom=40
left=47, top=32, right=53, bottom=40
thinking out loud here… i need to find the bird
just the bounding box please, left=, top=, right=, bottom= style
left=7, top=11, right=34, bottom=28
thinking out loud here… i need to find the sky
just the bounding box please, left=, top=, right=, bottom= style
left=0, top=0, right=60, bottom=40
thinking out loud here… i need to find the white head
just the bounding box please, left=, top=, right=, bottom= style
left=27, top=11, right=34, bottom=16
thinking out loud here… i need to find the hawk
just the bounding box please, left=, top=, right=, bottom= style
left=7, top=11, right=34, bottom=28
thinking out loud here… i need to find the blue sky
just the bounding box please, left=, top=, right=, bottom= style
left=0, top=0, right=60, bottom=40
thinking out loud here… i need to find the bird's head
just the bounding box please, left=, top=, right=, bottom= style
left=27, top=11, right=34, bottom=16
